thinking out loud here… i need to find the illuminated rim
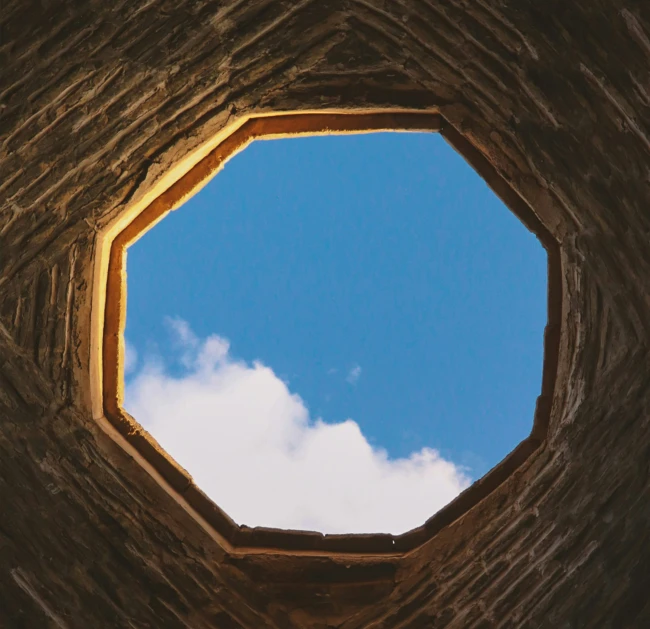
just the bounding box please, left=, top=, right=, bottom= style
left=94, top=111, right=562, bottom=556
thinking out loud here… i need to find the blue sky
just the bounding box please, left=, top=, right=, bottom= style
left=123, top=131, right=547, bottom=534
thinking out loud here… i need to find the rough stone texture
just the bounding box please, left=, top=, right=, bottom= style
left=1, top=1, right=650, bottom=628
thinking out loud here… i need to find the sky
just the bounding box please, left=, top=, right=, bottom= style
left=123, top=131, right=547, bottom=535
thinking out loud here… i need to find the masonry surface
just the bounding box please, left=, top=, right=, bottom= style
left=1, top=1, right=650, bottom=628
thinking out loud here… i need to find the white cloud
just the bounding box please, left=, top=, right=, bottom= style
left=124, top=321, right=471, bottom=534
left=124, top=340, right=138, bottom=375
left=346, top=364, right=362, bottom=385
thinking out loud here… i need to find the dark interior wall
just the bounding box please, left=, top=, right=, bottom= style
left=1, top=1, right=650, bottom=627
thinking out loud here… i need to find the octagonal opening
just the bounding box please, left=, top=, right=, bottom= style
left=99, top=113, right=560, bottom=552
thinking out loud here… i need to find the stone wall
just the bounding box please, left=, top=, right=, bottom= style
left=1, top=1, right=650, bottom=627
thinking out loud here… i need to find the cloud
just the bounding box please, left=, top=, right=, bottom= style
left=124, top=340, right=138, bottom=375
left=346, top=364, right=362, bottom=385
left=124, top=321, right=471, bottom=534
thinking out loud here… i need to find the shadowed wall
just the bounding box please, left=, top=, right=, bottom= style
left=1, top=1, right=650, bottom=627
